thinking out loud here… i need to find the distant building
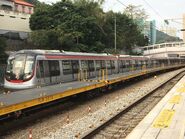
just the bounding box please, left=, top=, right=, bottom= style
left=134, top=19, right=157, bottom=45
left=144, top=20, right=156, bottom=45
left=0, top=0, right=34, bottom=39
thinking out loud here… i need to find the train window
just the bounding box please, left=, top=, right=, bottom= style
left=126, top=60, right=130, bottom=67
left=106, top=61, right=111, bottom=69
left=101, top=60, right=106, bottom=69
left=71, top=60, right=79, bottom=73
left=49, top=61, right=60, bottom=76
left=121, top=60, right=126, bottom=68
left=37, top=60, right=50, bottom=78
left=138, top=61, right=141, bottom=67
left=111, top=60, right=115, bottom=69
left=43, top=61, right=50, bottom=77
left=135, top=61, right=138, bottom=68
left=37, top=60, right=44, bottom=78
left=88, top=60, right=95, bottom=72
left=96, top=60, right=101, bottom=70
left=62, top=60, right=72, bottom=75
left=131, top=60, right=135, bottom=67
left=81, top=60, right=88, bottom=70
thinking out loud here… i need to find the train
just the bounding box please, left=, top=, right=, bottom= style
left=4, top=49, right=185, bottom=90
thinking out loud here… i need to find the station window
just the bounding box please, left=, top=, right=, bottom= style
left=22, top=6, right=25, bottom=13
left=28, top=7, right=32, bottom=14
left=160, top=45, right=165, bottom=48
left=10, top=16, right=16, bottom=18
left=15, top=4, right=18, bottom=12
left=62, top=60, right=72, bottom=75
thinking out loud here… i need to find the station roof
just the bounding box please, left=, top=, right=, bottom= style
left=13, top=0, right=34, bottom=7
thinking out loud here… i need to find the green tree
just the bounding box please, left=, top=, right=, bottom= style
left=30, top=0, right=148, bottom=54
left=124, top=4, right=148, bottom=20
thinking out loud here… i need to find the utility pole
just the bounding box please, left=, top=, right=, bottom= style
left=114, top=16, right=117, bottom=53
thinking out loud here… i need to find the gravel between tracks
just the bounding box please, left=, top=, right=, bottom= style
left=3, top=69, right=185, bottom=139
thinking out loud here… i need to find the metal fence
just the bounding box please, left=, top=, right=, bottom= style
left=0, top=65, right=6, bottom=86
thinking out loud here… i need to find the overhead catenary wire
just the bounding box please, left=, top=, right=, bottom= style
left=141, top=0, right=184, bottom=33
left=115, top=0, right=127, bottom=8
left=169, top=20, right=184, bottom=26
left=142, top=0, right=164, bottom=20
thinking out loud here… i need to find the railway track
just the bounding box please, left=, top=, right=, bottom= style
left=82, top=70, right=185, bottom=139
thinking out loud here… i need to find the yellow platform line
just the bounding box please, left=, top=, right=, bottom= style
left=169, top=95, right=182, bottom=104
left=152, top=109, right=175, bottom=128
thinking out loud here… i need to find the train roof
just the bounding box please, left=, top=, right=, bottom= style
left=13, top=49, right=116, bottom=57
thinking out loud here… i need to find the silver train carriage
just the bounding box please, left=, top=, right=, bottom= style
left=4, top=50, right=185, bottom=90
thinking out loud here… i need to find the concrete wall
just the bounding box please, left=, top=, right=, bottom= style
left=0, top=9, right=31, bottom=32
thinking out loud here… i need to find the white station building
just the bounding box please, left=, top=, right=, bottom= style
left=142, top=42, right=185, bottom=58
left=0, top=0, right=34, bottom=39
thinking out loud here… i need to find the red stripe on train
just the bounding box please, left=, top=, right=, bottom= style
left=45, top=55, right=117, bottom=60
left=9, top=80, right=23, bottom=83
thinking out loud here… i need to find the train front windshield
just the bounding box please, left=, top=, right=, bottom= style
left=5, top=54, right=35, bottom=81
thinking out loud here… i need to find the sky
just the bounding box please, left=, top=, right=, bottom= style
left=39, top=0, right=185, bottom=38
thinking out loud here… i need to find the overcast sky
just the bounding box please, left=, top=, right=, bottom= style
left=39, top=0, right=185, bottom=38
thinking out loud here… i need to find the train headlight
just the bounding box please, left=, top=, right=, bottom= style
left=24, top=74, right=32, bottom=80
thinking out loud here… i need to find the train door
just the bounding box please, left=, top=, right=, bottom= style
left=71, top=60, right=79, bottom=80
left=111, top=60, right=116, bottom=74
left=88, top=60, right=95, bottom=78
left=95, top=60, right=101, bottom=78
left=36, top=60, right=50, bottom=86
left=117, top=60, right=121, bottom=73
left=122, top=60, right=127, bottom=73
left=106, top=60, right=112, bottom=75
left=49, top=60, right=60, bottom=84
left=126, top=60, right=130, bottom=72
left=81, top=60, right=89, bottom=79
left=61, top=60, right=73, bottom=82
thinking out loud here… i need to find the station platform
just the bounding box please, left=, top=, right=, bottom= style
left=0, top=66, right=182, bottom=117
left=126, top=75, right=185, bottom=139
